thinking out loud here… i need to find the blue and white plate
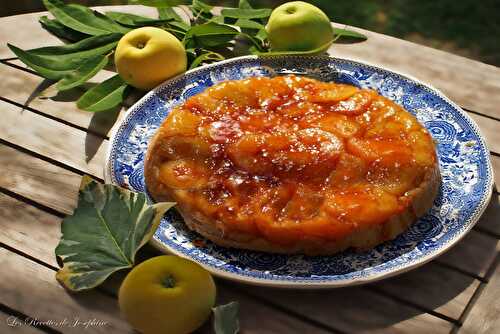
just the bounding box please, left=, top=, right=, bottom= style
left=105, top=55, right=493, bottom=287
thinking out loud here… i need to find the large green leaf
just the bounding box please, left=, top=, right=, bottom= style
left=43, top=0, right=129, bottom=35
left=39, top=16, right=88, bottom=42
left=234, top=18, right=264, bottom=30
left=169, top=20, right=191, bottom=32
left=238, top=0, right=253, bottom=9
left=221, top=8, right=272, bottom=19
left=105, top=11, right=172, bottom=27
left=55, top=176, right=175, bottom=291
left=77, top=74, right=130, bottom=112
left=332, top=27, right=368, bottom=40
left=27, top=33, right=121, bottom=56
left=128, top=0, right=189, bottom=7
left=56, top=55, right=108, bottom=91
left=158, top=7, right=184, bottom=22
left=213, top=302, right=240, bottom=334
left=185, top=22, right=239, bottom=48
left=7, top=34, right=121, bottom=79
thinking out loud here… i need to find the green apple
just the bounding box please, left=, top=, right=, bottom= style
left=115, top=27, right=187, bottom=90
left=266, top=1, right=334, bottom=52
left=119, top=255, right=216, bottom=334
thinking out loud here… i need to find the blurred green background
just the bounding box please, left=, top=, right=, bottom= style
left=3, top=0, right=499, bottom=66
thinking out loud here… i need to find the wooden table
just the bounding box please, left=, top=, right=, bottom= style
left=1, top=5, right=499, bottom=334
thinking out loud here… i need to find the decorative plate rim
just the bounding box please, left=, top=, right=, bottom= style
left=104, top=55, right=493, bottom=288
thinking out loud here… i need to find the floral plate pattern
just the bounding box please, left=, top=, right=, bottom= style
left=105, top=55, right=493, bottom=287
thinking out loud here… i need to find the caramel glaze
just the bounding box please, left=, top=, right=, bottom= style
left=151, top=75, right=437, bottom=245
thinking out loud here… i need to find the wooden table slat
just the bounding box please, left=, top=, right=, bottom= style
left=476, top=193, right=500, bottom=237
left=218, top=288, right=333, bottom=334
left=492, top=155, right=500, bottom=190
left=0, top=311, right=46, bottom=334
left=373, top=264, right=480, bottom=321
left=0, top=247, right=133, bottom=333
left=460, top=257, right=500, bottom=334
left=240, top=285, right=453, bottom=333
left=469, top=114, right=500, bottom=155
left=0, top=100, right=107, bottom=179
left=437, top=230, right=498, bottom=279
left=0, top=193, right=62, bottom=268
left=0, top=61, right=119, bottom=138
left=0, top=144, right=79, bottom=215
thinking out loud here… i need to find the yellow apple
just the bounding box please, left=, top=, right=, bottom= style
left=118, top=255, right=216, bottom=334
left=266, top=1, right=334, bottom=52
left=115, top=27, right=187, bottom=90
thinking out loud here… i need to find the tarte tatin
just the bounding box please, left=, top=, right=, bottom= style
left=145, top=75, right=440, bottom=255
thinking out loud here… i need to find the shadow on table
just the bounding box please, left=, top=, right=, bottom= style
left=84, top=109, right=120, bottom=164
left=23, top=79, right=125, bottom=165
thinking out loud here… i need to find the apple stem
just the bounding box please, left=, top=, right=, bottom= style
left=162, top=275, right=176, bottom=288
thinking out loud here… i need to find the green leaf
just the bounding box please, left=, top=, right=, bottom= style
left=55, top=176, right=176, bottom=291
left=7, top=34, right=121, bottom=79
left=8, top=44, right=71, bottom=79
left=56, top=54, right=108, bottom=91
left=213, top=302, right=240, bottom=334
left=39, top=16, right=88, bottom=42
left=43, top=0, right=129, bottom=35
left=192, top=0, right=213, bottom=13
left=239, top=32, right=264, bottom=52
left=254, top=28, right=268, bottom=43
left=332, top=27, right=368, bottom=40
left=158, top=7, right=184, bottom=22
left=169, top=20, right=190, bottom=32
left=128, top=0, right=189, bottom=7
left=185, top=22, right=238, bottom=48
left=207, top=15, right=225, bottom=24
left=234, top=18, right=264, bottom=30
left=105, top=11, right=171, bottom=27
left=77, top=74, right=130, bottom=112
left=189, top=50, right=224, bottom=69
left=221, top=8, right=272, bottom=19
left=238, top=0, right=253, bottom=9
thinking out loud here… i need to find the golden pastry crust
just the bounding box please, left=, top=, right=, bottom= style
left=144, top=75, right=440, bottom=255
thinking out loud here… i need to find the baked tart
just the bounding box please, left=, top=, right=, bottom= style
left=145, top=75, right=440, bottom=255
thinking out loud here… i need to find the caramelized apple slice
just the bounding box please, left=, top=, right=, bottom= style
left=162, top=109, right=202, bottom=137
left=324, top=185, right=399, bottom=226
left=367, top=160, right=423, bottom=196
left=159, top=159, right=208, bottom=189
left=408, top=129, right=437, bottom=166
left=227, top=134, right=272, bottom=174
left=160, top=136, right=212, bottom=160
left=281, top=184, right=324, bottom=220
left=305, top=83, right=359, bottom=103
left=317, top=113, right=360, bottom=138
left=328, top=153, right=367, bottom=187
left=347, top=137, right=413, bottom=164
left=330, top=90, right=376, bottom=116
